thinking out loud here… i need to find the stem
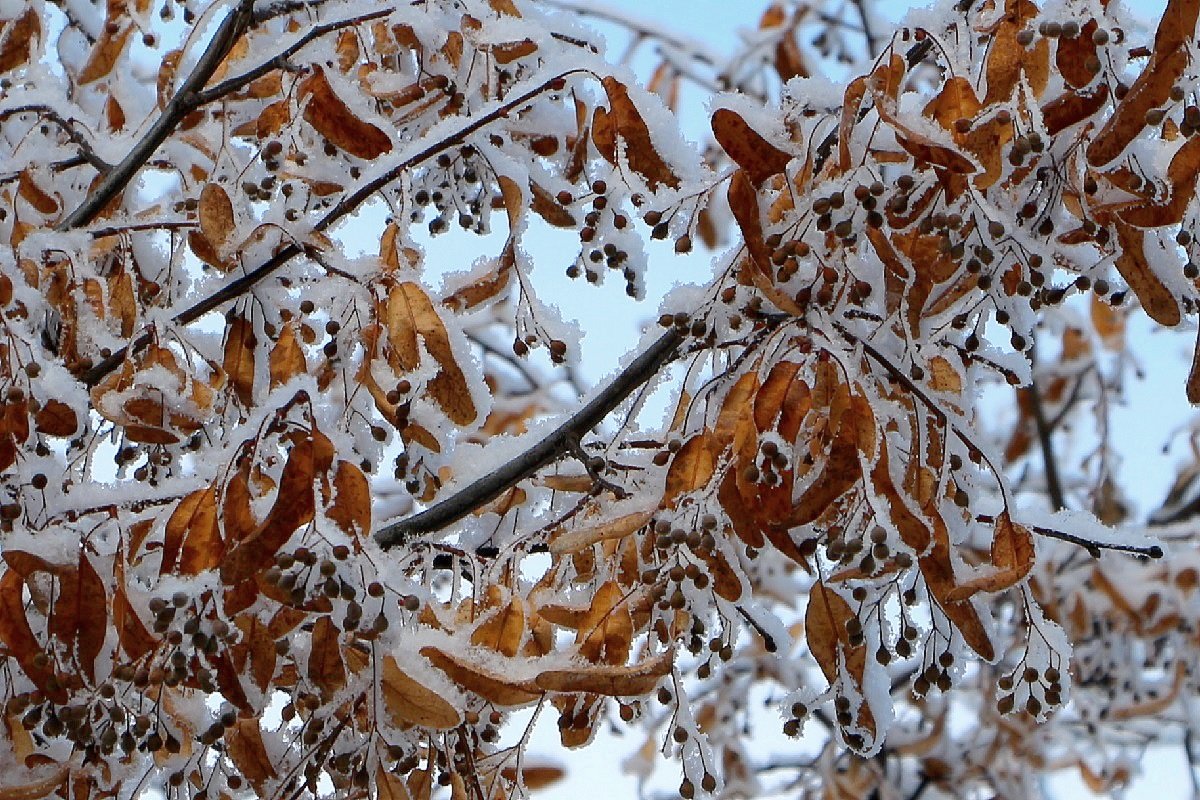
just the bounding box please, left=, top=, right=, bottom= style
left=1028, top=377, right=1066, bottom=511
left=374, top=329, right=682, bottom=548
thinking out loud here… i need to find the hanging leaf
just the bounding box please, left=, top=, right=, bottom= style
left=421, top=646, right=541, bottom=706
left=711, top=108, right=792, bottom=186
left=534, top=649, right=673, bottom=696
left=595, top=77, right=680, bottom=190
left=268, top=323, right=307, bottom=388
left=662, top=432, right=716, bottom=508
left=299, top=65, right=393, bottom=159
left=381, top=654, right=461, bottom=729
left=308, top=616, right=346, bottom=699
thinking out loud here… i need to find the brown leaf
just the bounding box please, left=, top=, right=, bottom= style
left=421, top=646, right=541, bottom=706
left=299, top=65, right=393, bottom=159
left=178, top=486, right=223, bottom=575
left=663, top=432, right=716, bottom=508
left=327, top=459, right=370, bottom=539
left=1112, top=219, right=1180, bottom=326
left=225, top=719, right=277, bottom=795
left=223, top=315, right=256, bottom=405
left=79, top=21, right=131, bottom=84
left=549, top=508, right=654, bottom=554
left=268, top=323, right=307, bottom=388
left=199, top=183, right=235, bottom=253
left=17, top=170, right=58, bottom=216
left=0, top=9, right=40, bottom=74
left=805, top=581, right=861, bottom=684
left=73, top=553, right=107, bottom=682
left=162, top=486, right=218, bottom=576
left=309, top=616, right=346, bottom=699
left=386, top=281, right=477, bottom=424
left=377, top=765, right=415, bottom=800
left=790, top=429, right=860, bottom=526
left=1089, top=0, right=1199, bottom=166
left=711, top=108, right=791, bottom=186
left=945, top=513, right=1034, bottom=601
left=33, top=400, right=77, bottom=437
left=222, top=431, right=328, bottom=584
left=380, top=654, right=461, bottom=729
left=0, top=767, right=68, bottom=800
left=471, top=595, right=526, bottom=657
left=597, top=77, right=679, bottom=190
left=534, top=648, right=673, bottom=696
left=501, top=764, right=565, bottom=791
left=919, top=515, right=995, bottom=660
left=0, top=570, right=64, bottom=702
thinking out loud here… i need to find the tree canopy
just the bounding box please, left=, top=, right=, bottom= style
left=0, top=0, right=1198, bottom=797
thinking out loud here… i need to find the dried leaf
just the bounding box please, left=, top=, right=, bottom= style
left=421, top=646, right=540, bottom=706
left=33, top=400, right=77, bottom=437
left=225, top=719, right=277, bottom=795
left=549, top=508, right=654, bottom=554
left=299, top=65, right=393, bottom=159
left=386, top=281, right=477, bottom=424
left=199, top=183, right=235, bottom=253
left=1112, top=219, right=1180, bottom=326
left=712, top=108, right=791, bottom=185
left=597, top=77, right=679, bottom=190
left=223, top=315, right=256, bottom=405
left=534, top=649, right=673, bottom=696
left=471, top=595, right=526, bottom=657
left=0, top=9, right=39, bottom=74
left=663, top=432, right=715, bottom=508
left=268, top=323, right=307, bottom=388
left=309, top=616, right=346, bottom=699
left=805, top=581, right=860, bottom=684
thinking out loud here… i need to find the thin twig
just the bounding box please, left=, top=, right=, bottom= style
left=193, top=9, right=392, bottom=105
left=1028, top=349, right=1066, bottom=511
left=57, top=0, right=257, bottom=231
left=975, top=515, right=1163, bottom=559
left=374, top=329, right=682, bottom=548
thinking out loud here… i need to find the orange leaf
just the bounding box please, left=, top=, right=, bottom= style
left=0, top=9, right=40, bottom=74
left=225, top=719, right=277, bottom=795
left=421, top=646, right=540, bottom=706
left=534, top=649, right=673, bottom=696
left=327, top=459, right=370, bottom=539
left=299, top=65, right=393, bottom=159
left=711, top=108, right=791, bottom=186
left=268, top=323, right=307, bottom=388
left=309, top=616, right=346, bottom=699
left=381, top=654, right=461, bottom=729
left=597, top=77, right=679, bottom=190
left=199, top=183, right=235, bottom=253
left=223, top=315, right=257, bottom=406
left=662, top=432, right=716, bottom=508
left=805, top=581, right=861, bottom=684
left=1112, top=219, right=1180, bottom=326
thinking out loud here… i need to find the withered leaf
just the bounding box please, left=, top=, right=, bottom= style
left=268, top=323, right=307, bottom=388
left=805, top=581, right=861, bottom=684
left=199, top=183, right=235, bottom=253
left=421, top=646, right=540, bottom=706
left=711, top=107, right=791, bottom=185
left=0, top=9, right=40, bottom=74
left=596, top=77, right=679, bottom=190
left=471, top=595, right=526, bottom=657
left=225, top=719, right=277, bottom=796
left=534, top=649, right=673, bottom=696
left=386, top=281, right=477, bottom=424
left=223, top=314, right=256, bottom=405
left=308, top=616, right=346, bottom=699
left=945, top=513, right=1034, bottom=601
left=1112, top=219, right=1181, bottom=326
left=299, top=65, right=393, bottom=160
left=662, top=432, right=715, bottom=508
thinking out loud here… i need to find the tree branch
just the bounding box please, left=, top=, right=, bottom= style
left=374, top=329, right=682, bottom=549
left=1028, top=376, right=1067, bottom=511
left=82, top=71, right=581, bottom=388
left=57, top=0, right=257, bottom=231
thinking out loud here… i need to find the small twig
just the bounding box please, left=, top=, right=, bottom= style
left=975, top=515, right=1163, bottom=559
left=374, top=329, right=682, bottom=549
left=1028, top=349, right=1066, bottom=511
left=57, top=0, right=257, bottom=231
left=193, top=9, right=392, bottom=105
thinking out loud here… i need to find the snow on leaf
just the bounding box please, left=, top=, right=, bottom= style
left=299, top=66, right=393, bottom=160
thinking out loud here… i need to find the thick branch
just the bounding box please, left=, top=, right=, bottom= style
left=57, top=0, right=256, bottom=231
left=82, top=72, right=579, bottom=387
left=374, top=329, right=682, bottom=549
